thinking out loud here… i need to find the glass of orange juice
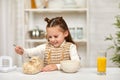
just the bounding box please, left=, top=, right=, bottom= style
left=97, top=52, right=107, bottom=75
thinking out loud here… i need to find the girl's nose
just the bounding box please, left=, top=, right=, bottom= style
left=51, top=37, right=55, bottom=42
left=50, top=37, right=55, bottom=42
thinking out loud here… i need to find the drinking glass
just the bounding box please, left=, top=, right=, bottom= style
left=97, top=51, right=107, bottom=75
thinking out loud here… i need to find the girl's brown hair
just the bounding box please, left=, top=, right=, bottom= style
left=44, top=17, right=75, bottom=44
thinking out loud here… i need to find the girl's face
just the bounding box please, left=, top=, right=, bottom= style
left=46, top=25, right=68, bottom=47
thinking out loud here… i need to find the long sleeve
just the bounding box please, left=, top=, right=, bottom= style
left=70, top=44, right=80, bottom=61
left=23, top=44, right=46, bottom=58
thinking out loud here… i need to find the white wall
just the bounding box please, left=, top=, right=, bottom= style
left=88, top=0, right=120, bottom=67
left=0, top=0, right=16, bottom=56
left=0, top=0, right=24, bottom=66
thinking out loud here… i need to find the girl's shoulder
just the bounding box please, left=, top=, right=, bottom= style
left=66, top=42, right=76, bottom=46
left=66, top=42, right=77, bottom=49
left=63, top=42, right=76, bottom=48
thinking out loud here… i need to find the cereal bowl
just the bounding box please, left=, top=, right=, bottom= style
left=60, top=60, right=80, bottom=73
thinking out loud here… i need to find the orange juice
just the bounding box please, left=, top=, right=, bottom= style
left=97, top=57, right=106, bottom=73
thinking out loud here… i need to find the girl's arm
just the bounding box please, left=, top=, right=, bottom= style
left=23, top=44, right=46, bottom=58
left=69, top=44, right=80, bottom=61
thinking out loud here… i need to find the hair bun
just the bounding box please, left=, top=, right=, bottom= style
left=60, top=17, right=63, bottom=19
left=44, top=17, right=50, bottom=23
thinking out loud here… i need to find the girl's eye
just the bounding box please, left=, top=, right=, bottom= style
left=54, top=36, right=58, bottom=38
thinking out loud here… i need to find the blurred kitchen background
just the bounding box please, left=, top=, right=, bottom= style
left=0, top=0, right=120, bottom=67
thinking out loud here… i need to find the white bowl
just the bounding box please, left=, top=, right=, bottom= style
left=60, top=60, right=80, bottom=73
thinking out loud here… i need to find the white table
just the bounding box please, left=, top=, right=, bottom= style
left=0, top=68, right=120, bottom=80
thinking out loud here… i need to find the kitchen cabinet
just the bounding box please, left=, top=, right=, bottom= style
left=23, top=0, right=89, bottom=67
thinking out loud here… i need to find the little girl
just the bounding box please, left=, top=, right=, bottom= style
left=15, top=17, right=80, bottom=72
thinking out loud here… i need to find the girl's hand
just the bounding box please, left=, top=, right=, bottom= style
left=41, top=64, right=58, bottom=72
left=15, top=46, right=24, bottom=55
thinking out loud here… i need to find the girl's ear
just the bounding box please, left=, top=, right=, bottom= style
left=64, top=30, right=68, bottom=37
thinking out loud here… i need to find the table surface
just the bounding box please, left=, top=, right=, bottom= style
left=0, top=67, right=120, bottom=80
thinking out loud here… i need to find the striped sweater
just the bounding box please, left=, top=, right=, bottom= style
left=44, top=42, right=72, bottom=65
